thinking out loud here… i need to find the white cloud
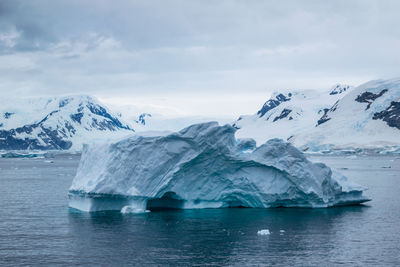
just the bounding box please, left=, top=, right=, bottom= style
left=0, top=27, right=20, bottom=48
left=0, top=54, right=37, bottom=71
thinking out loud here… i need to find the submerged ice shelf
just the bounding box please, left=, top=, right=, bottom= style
left=68, top=122, right=370, bottom=212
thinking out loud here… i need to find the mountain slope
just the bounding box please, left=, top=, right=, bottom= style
left=235, top=79, right=400, bottom=151
left=0, top=95, right=135, bottom=150
left=294, top=78, right=400, bottom=150
left=234, top=84, right=352, bottom=145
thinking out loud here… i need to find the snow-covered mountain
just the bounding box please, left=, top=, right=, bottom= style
left=235, top=79, right=400, bottom=151
left=0, top=95, right=136, bottom=150
left=0, top=94, right=232, bottom=151
left=234, top=84, right=352, bottom=144
left=295, top=78, right=400, bottom=150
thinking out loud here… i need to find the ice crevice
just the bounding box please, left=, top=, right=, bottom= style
left=68, top=122, right=370, bottom=212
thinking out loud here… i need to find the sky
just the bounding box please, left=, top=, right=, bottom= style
left=1, top=0, right=399, bottom=118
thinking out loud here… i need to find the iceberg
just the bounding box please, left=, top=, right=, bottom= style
left=68, top=122, right=370, bottom=212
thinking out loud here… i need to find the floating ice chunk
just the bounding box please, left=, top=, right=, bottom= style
left=121, top=206, right=150, bottom=214
left=279, top=230, right=285, bottom=233
left=257, top=229, right=270, bottom=236
left=68, top=122, right=371, bottom=212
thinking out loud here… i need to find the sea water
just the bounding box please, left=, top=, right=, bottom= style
left=0, top=154, right=399, bottom=266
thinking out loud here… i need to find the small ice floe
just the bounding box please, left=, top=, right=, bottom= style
left=44, top=160, right=54, bottom=163
left=346, top=155, right=357, bottom=159
left=120, top=205, right=150, bottom=214
left=257, top=229, right=270, bottom=236
left=279, top=230, right=285, bottom=233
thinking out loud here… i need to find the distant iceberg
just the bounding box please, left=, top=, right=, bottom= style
left=257, top=229, right=270, bottom=236
left=68, top=122, right=370, bottom=212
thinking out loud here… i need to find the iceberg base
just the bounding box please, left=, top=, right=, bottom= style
left=68, top=191, right=370, bottom=212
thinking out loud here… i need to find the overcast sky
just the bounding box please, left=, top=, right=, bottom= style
left=1, top=0, right=399, bottom=118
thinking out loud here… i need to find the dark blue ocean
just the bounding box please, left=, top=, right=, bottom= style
left=0, top=154, right=399, bottom=266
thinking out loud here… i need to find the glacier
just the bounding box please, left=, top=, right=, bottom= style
left=68, top=122, right=370, bottom=212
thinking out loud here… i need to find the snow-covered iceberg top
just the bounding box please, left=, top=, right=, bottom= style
left=68, top=122, right=370, bottom=212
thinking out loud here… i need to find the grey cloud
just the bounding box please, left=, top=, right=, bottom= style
left=0, top=0, right=399, bottom=111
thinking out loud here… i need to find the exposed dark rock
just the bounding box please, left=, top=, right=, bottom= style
left=38, top=110, right=59, bottom=124
left=317, top=117, right=331, bottom=126
left=373, top=101, right=400, bottom=130
left=134, top=113, right=152, bottom=126
left=273, top=109, right=292, bottom=122
left=59, top=97, right=72, bottom=108
left=317, top=108, right=331, bottom=125
left=64, top=121, right=76, bottom=135
left=257, top=93, right=291, bottom=117
left=330, top=100, right=339, bottom=112
left=318, top=108, right=329, bottom=115
left=317, top=101, right=339, bottom=126
left=86, top=103, right=131, bottom=130
left=355, top=89, right=388, bottom=110
left=15, top=124, right=35, bottom=135
left=138, top=113, right=151, bottom=125
left=4, top=112, right=14, bottom=119
left=329, top=84, right=350, bottom=95
left=70, top=113, right=84, bottom=123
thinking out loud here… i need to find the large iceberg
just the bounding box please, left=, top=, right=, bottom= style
left=68, top=122, right=370, bottom=212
